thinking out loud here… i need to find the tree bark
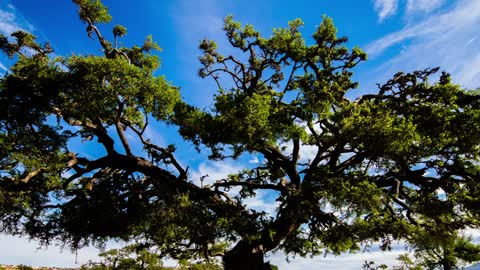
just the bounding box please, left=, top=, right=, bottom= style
left=223, top=240, right=272, bottom=270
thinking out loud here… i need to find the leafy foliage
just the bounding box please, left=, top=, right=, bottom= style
left=363, top=233, right=480, bottom=270
left=81, top=244, right=222, bottom=270
left=0, top=1, right=479, bottom=270
left=81, top=244, right=165, bottom=270
left=407, top=233, right=480, bottom=270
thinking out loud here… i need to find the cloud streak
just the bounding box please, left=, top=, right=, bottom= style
left=366, top=0, right=480, bottom=88
left=189, top=160, right=244, bottom=187
left=406, top=0, right=444, bottom=13
left=168, top=0, right=230, bottom=107
left=373, top=0, right=399, bottom=22
left=0, top=8, right=34, bottom=35
left=0, top=61, right=8, bottom=72
left=0, top=9, right=20, bottom=34
left=372, top=0, right=446, bottom=22
left=243, top=189, right=279, bottom=216
left=270, top=249, right=405, bottom=270
left=0, top=2, right=37, bottom=74
left=0, top=235, right=102, bottom=267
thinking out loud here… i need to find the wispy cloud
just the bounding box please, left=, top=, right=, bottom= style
left=372, top=0, right=447, bottom=23
left=373, top=0, right=399, bottom=22
left=366, top=0, right=480, bottom=88
left=143, top=125, right=166, bottom=148
left=270, top=249, right=405, bottom=270
left=0, top=61, right=8, bottom=72
left=243, top=189, right=279, bottom=216
left=168, top=0, right=229, bottom=107
left=0, top=9, right=19, bottom=34
left=464, top=229, right=480, bottom=243
left=189, top=160, right=243, bottom=187
left=0, top=2, right=37, bottom=74
left=406, top=0, right=444, bottom=13
left=465, top=37, right=477, bottom=46
left=0, top=8, right=34, bottom=35
left=0, top=235, right=102, bottom=267
left=170, top=1, right=224, bottom=42
left=280, top=141, right=319, bottom=163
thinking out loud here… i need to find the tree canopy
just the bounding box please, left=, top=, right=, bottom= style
left=0, top=1, right=479, bottom=270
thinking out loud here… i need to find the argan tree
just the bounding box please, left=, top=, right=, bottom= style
left=0, top=1, right=479, bottom=270
left=81, top=244, right=165, bottom=270
left=400, top=234, right=480, bottom=270
left=363, top=233, right=480, bottom=270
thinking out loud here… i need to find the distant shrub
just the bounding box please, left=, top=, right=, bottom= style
left=16, top=265, right=33, bottom=270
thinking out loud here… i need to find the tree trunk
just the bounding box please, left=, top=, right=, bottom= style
left=442, top=261, right=452, bottom=270
left=223, top=240, right=273, bottom=270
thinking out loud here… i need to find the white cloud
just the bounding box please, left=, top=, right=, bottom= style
left=249, top=155, right=260, bottom=164
left=0, top=61, right=8, bottom=72
left=0, top=9, right=20, bottom=35
left=280, top=140, right=319, bottom=163
left=189, top=158, right=280, bottom=216
left=406, top=0, right=444, bottom=14
left=189, top=161, right=243, bottom=187
left=365, top=0, right=480, bottom=88
left=0, top=3, right=37, bottom=74
left=373, top=0, right=399, bottom=22
left=0, top=7, right=35, bottom=35
left=464, top=228, right=480, bottom=243
left=171, top=6, right=224, bottom=43
left=143, top=125, right=166, bottom=148
left=0, top=235, right=179, bottom=268
left=168, top=0, right=229, bottom=107
left=0, top=235, right=102, bottom=267
left=372, top=0, right=446, bottom=23
left=243, top=189, right=279, bottom=216
left=465, top=37, right=477, bottom=46
left=269, top=249, right=405, bottom=270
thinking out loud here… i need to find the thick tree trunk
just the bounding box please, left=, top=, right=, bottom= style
left=222, top=189, right=307, bottom=270
left=223, top=240, right=273, bottom=270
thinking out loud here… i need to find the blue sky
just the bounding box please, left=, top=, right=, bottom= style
left=1, top=0, right=480, bottom=269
